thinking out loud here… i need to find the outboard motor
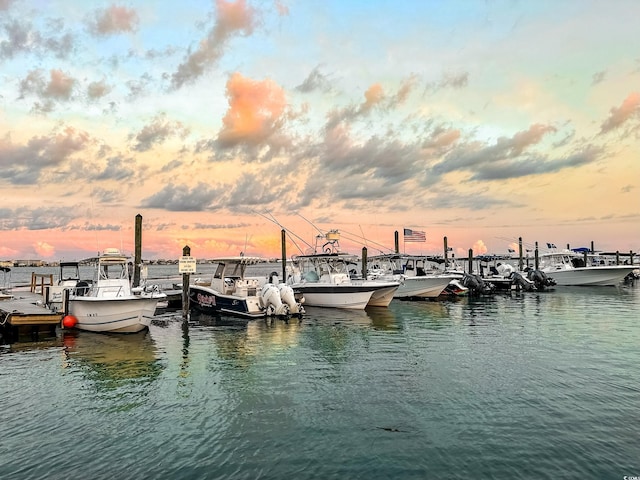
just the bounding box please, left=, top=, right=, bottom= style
left=278, top=283, right=304, bottom=316
left=527, top=269, right=556, bottom=290
left=261, top=283, right=289, bottom=316
left=462, top=273, right=494, bottom=295
left=511, top=271, right=536, bottom=291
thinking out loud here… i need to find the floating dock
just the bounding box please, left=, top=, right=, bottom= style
left=0, top=280, right=64, bottom=342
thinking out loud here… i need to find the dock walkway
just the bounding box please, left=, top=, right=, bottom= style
left=1, top=291, right=63, bottom=342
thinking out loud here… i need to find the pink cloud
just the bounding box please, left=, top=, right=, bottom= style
left=91, top=5, right=139, bottom=35
left=171, top=0, right=256, bottom=88
left=217, top=72, right=287, bottom=147
left=600, top=92, right=640, bottom=134
left=45, top=69, right=75, bottom=99
left=510, top=124, right=556, bottom=156
left=34, top=242, right=56, bottom=258
left=361, top=83, right=385, bottom=111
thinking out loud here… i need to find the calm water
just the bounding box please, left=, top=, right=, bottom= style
left=1, top=266, right=640, bottom=479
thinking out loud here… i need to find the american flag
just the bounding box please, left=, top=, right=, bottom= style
left=404, top=228, right=426, bottom=243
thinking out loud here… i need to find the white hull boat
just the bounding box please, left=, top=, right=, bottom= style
left=70, top=296, right=159, bottom=333
left=367, top=254, right=455, bottom=299
left=287, top=250, right=396, bottom=310
left=296, top=284, right=374, bottom=309
left=365, top=282, right=400, bottom=307
left=539, top=249, right=636, bottom=286
left=542, top=265, right=635, bottom=286
left=395, top=275, right=455, bottom=298
left=68, top=248, right=165, bottom=333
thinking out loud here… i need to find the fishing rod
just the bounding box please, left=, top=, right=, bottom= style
left=252, top=210, right=310, bottom=255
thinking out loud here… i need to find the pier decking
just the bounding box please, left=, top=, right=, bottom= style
left=0, top=288, right=64, bottom=342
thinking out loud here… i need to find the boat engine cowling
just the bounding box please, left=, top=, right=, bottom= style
left=261, top=283, right=289, bottom=316
left=278, top=283, right=304, bottom=315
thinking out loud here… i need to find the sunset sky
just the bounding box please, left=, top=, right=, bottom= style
left=1, top=0, right=639, bottom=261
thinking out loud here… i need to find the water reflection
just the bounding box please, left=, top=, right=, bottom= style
left=366, top=306, right=399, bottom=331
left=63, top=330, right=162, bottom=391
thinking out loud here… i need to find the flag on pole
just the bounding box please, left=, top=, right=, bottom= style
left=403, top=228, right=426, bottom=243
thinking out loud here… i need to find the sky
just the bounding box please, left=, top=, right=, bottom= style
left=1, top=0, right=639, bottom=261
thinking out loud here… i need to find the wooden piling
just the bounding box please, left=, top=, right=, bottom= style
left=468, top=249, right=473, bottom=274
left=534, top=242, right=539, bottom=269
left=394, top=231, right=399, bottom=254
left=616, top=251, right=620, bottom=265
left=133, top=213, right=142, bottom=287
left=362, top=247, right=368, bottom=279
left=518, top=237, right=523, bottom=271
left=182, top=245, right=191, bottom=321
left=444, top=237, right=449, bottom=265
left=281, top=229, right=287, bottom=281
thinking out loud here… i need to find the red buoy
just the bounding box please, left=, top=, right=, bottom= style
left=62, top=315, right=78, bottom=329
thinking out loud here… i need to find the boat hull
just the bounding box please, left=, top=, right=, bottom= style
left=69, top=296, right=160, bottom=333
left=363, top=283, right=399, bottom=307
left=544, top=266, right=636, bottom=286
left=395, top=276, right=453, bottom=299
left=189, top=285, right=265, bottom=319
left=291, top=284, right=373, bottom=309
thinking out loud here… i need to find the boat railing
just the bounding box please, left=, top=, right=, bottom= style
left=89, top=279, right=129, bottom=298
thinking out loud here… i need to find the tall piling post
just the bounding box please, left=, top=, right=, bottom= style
left=362, top=247, right=368, bottom=279
left=591, top=241, right=595, bottom=253
left=444, top=237, right=449, bottom=266
left=133, top=214, right=142, bottom=287
left=181, top=245, right=191, bottom=322
left=468, top=249, right=473, bottom=274
left=281, top=229, right=287, bottom=281
left=616, top=251, right=620, bottom=265
left=534, top=242, right=539, bottom=270
left=394, top=231, right=399, bottom=254
left=518, top=237, right=523, bottom=271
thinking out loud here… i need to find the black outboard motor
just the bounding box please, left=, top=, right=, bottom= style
left=462, top=272, right=494, bottom=295
left=527, top=269, right=556, bottom=290
left=511, top=271, right=536, bottom=291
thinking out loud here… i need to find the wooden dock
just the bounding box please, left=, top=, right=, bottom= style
left=0, top=290, right=64, bottom=342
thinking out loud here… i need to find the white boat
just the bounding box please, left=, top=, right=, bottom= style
left=287, top=252, right=399, bottom=309
left=68, top=248, right=166, bottom=333
left=538, top=249, right=637, bottom=286
left=189, top=257, right=304, bottom=319
left=367, top=254, right=457, bottom=299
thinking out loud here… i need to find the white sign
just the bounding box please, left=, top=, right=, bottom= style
left=179, top=256, right=197, bottom=273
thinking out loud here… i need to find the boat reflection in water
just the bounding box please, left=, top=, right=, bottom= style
left=62, top=330, right=162, bottom=392
left=188, top=310, right=304, bottom=364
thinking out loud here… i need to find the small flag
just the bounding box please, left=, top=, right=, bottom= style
left=404, top=228, right=426, bottom=243
left=546, top=243, right=556, bottom=249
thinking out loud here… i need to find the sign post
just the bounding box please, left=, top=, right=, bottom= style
left=179, top=246, right=195, bottom=321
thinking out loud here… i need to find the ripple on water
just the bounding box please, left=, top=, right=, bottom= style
left=1, top=284, right=639, bottom=479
